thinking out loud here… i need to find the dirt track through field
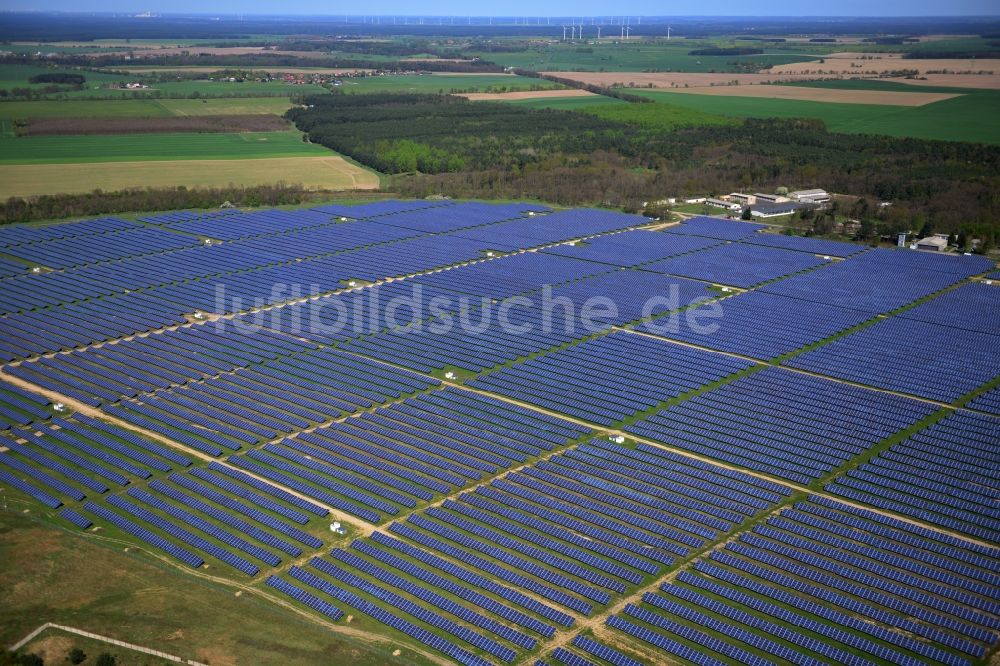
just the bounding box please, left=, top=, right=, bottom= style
left=660, top=84, right=960, bottom=106
left=23, top=114, right=289, bottom=136
left=457, top=88, right=597, bottom=101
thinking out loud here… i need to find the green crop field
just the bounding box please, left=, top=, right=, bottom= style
left=778, top=78, right=986, bottom=94
left=337, top=73, right=563, bottom=93
left=464, top=40, right=825, bottom=72
left=0, top=97, right=297, bottom=121
left=633, top=89, right=1000, bottom=144
left=0, top=129, right=329, bottom=164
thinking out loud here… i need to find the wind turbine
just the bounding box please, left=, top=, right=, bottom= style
left=667, top=25, right=672, bottom=40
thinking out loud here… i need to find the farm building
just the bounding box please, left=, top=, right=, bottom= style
left=728, top=193, right=756, bottom=206
left=705, top=198, right=741, bottom=212
left=789, top=188, right=830, bottom=204
left=754, top=193, right=790, bottom=204
left=915, top=236, right=949, bottom=252
left=749, top=201, right=813, bottom=218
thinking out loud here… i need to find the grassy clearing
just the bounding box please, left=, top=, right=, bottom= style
left=0, top=129, right=329, bottom=164
left=0, top=156, right=379, bottom=198
left=0, top=510, right=426, bottom=666
left=632, top=89, right=1000, bottom=144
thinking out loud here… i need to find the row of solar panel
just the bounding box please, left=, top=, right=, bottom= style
left=600, top=498, right=998, bottom=666
left=469, top=331, right=752, bottom=425
left=625, top=366, right=937, bottom=484
left=827, top=410, right=1000, bottom=542
left=786, top=315, right=1000, bottom=403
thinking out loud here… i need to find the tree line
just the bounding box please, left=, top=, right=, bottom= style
left=0, top=184, right=350, bottom=224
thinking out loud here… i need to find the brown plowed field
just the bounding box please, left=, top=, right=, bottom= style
left=24, top=114, right=290, bottom=136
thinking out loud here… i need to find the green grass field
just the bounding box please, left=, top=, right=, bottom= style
left=337, top=73, right=563, bottom=94
left=633, top=89, right=1000, bottom=144
left=0, top=129, right=329, bottom=164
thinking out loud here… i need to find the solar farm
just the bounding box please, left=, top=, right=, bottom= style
left=0, top=202, right=998, bottom=666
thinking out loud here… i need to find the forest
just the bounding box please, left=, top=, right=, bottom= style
left=289, top=93, right=1000, bottom=242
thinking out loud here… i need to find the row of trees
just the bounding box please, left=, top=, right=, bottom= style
left=0, top=184, right=343, bottom=224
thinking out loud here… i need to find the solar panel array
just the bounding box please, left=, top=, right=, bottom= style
left=541, top=229, right=722, bottom=267
left=826, top=410, right=1000, bottom=542
left=641, top=242, right=830, bottom=288
left=741, top=232, right=865, bottom=257
left=1, top=202, right=999, bottom=666
left=219, top=387, right=589, bottom=522
left=761, top=251, right=967, bottom=314
left=626, top=367, right=938, bottom=484
left=602, top=497, right=999, bottom=666
left=967, top=385, right=1000, bottom=415
left=643, top=290, right=874, bottom=360
left=786, top=317, right=1000, bottom=403
left=468, top=331, right=751, bottom=425
left=661, top=216, right=767, bottom=241
left=899, top=282, right=1000, bottom=334
left=268, top=436, right=788, bottom=662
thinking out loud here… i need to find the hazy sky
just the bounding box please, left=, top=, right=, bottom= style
left=6, top=0, right=998, bottom=16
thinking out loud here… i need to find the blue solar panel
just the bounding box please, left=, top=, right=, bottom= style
left=625, top=367, right=937, bottom=484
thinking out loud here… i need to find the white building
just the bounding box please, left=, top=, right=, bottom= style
left=915, top=236, right=948, bottom=252
left=789, top=189, right=830, bottom=204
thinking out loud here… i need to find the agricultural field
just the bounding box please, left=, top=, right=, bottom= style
left=0, top=156, right=379, bottom=198
left=0, top=61, right=371, bottom=197
left=0, top=205, right=998, bottom=666
left=0, top=97, right=300, bottom=120
left=335, top=73, right=564, bottom=94
left=0, top=130, right=330, bottom=164
left=632, top=88, right=1000, bottom=144
left=464, top=40, right=827, bottom=72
